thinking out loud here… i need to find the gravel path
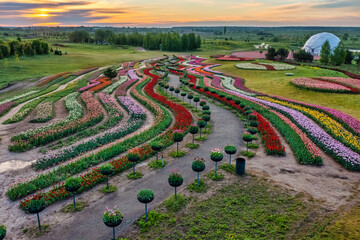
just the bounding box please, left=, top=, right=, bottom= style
left=30, top=74, right=244, bottom=240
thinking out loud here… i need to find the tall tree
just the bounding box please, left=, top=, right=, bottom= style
left=330, top=41, right=346, bottom=66
left=320, top=40, right=331, bottom=65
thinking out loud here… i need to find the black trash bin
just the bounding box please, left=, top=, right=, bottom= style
left=236, top=158, right=246, bottom=175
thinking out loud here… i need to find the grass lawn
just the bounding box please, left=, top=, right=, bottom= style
left=127, top=176, right=330, bottom=240
left=207, top=59, right=360, bottom=120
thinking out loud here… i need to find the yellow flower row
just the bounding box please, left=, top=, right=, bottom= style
left=259, top=96, right=360, bottom=152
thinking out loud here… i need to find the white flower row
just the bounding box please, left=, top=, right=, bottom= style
left=103, top=76, right=128, bottom=94
left=268, top=63, right=296, bottom=70
left=235, top=63, right=267, bottom=70
left=219, top=75, right=256, bottom=97
left=0, top=90, right=39, bottom=105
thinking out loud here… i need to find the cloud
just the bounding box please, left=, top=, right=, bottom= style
left=0, top=1, right=92, bottom=11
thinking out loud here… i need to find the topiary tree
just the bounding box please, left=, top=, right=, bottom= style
left=202, top=105, right=210, bottom=111
left=192, top=157, right=205, bottom=186
left=172, top=130, right=184, bottom=156
left=210, top=149, right=223, bottom=177
left=180, top=92, right=187, bottom=101
left=202, top=114, right=211, bottom=131
left=103, top=67, right=117, bottom=79
left=248, top=114, right=257, bottom=121
left=193, top=96, right=200, bottom=109
left=99, top=164, right=114, bottom=189
left=234, top=99, right=241, bottom=105
left=127, top=150, right=141, bottom=175
left=197, top=120, right=207, bottom=138
left=187, top=94, right=193, bottom=104
left=151, top=141, right=163, bottom=164
left=245, top=110, right=253, bottom=115
left=65, top=177, right=82, bottom=208
left=137, top=189, right=155, bottom=221
left=243, top=133, right=253, bottom=154
left=189, top=125, right=199, bottom=144
left=168, top=169, right=183, bottom=200
left=164, top=84, right=169, bottom=92
left=248, top=127, right=258, bottom=135
left=103, top=206, right=123, bottom=240
left=169, top=86, right=175, bottom=96
left=224, top=145, right=237, bottom=165
left=199, top=100, right=206, bottom=107
left=203, top=110, right=211, bottom=115
left=175, top=88, right=180, bottom=98
left=25, top=198, right=46, bottom=231
left=249, top=121, right=259, bottom=128
left=0, top=225, right=6, bottom=240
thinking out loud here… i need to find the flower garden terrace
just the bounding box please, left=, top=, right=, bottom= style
left=0, top=54, right=360, bottom=239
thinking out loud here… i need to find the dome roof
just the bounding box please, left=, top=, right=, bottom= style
left=303, top=32, right=340, bottom=56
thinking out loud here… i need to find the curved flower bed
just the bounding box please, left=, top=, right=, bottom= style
left=88, top=77, right=111, bottom=92
left=317, top=77, right=360, bottom=90
left=115, top=78, right=138, bottom=96
left=13, top=67, right=192, bottom=207
left=77, top=76, right=103, bottom=92
left=259, top=96, right=360, bottom=154
left=30, top=102, right=54, bottom=123
left=236, top=62, right=295, bottom=71
left=38, top=72, right=71, bottom=86
left=255, top=113, right=285, bottom=155
left=269, top=95, right=360, bottom=136
left=291, top=77, right=358, bottom=93
left=203, top=64, right=222, bottom=75
left=0, top=102, right=16, bottom=116
left=220, top=75, right=257, bottom=97
left=9, top=91, right=104, bottom=151
left=0, top=90, right=39, bottom=105
left=128, top=69, right=140, bottom=80
left=103, top=76, right=128, bottom=94
left=118, top=68, right=131, bottom=77
left=34, top=95, right=145, bottom=170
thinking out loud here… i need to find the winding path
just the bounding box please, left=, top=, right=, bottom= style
left=33, top=74, right=245, bottom=240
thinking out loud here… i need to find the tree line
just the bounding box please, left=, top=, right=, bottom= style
left=320, top=40, right=354, bottom=66
left=0, top=38, right=49, bottom=59
left=68, top=30, right=201, bottom=51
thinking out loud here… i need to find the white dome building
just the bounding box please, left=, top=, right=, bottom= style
left=303, top=32, right=340, bottom=56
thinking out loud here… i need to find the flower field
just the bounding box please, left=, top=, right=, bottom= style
left=291, top=77, right=359, bottom=93
left=2, top=54, right=360, bottom=240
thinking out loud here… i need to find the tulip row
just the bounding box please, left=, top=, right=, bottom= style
left=0, top=90, right=39, bottom=105
left=9, top=91, right=104, bottom=151
left=0, top=102, right=16, bottom=116
left=114, top=78, right=138, bottom=96
left=268, top=95, right=360, bottom=136
left=34, top=95, right=145, bottom=170
left=291, top=77, right=357, bottom=93
left=103, top=76, right=128, bottom=94
left=220, top=75, right=257, bottom=96
left=77, top=76, right=103, bottom=92
left=30, top=102, right=54, bottom=123
left=37, top=72, right=71, bottom=86
left=88, top=77, right=112, bottom=92
left=13, top=67, right=192, bottom=207
left=317, top=77, right=360, bottom=90
left=71, top=67, right=98, bottom=76
left=260, top=96, right=360, bottom=154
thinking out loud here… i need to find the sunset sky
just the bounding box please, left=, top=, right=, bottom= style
left=0, top=0, right=359, bottom=27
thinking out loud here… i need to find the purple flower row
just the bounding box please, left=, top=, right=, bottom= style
left=114, top=78, right=137, bottom=96
left=203, top=64, right=222, bottom=74
left=118, top=68, right=131, bottom=77
left=118, top=96, right=146, bottom=116
left=227, top=89, right=360, bottom=166
left=98, top=93, right=122, bottom=118
left=271, top=95, right=360, bottom=135
left=189, top=56, right=208, bottom=66
left=0, top=101, right=16, bottom=116
left=128, top=69, right=140, bottom=80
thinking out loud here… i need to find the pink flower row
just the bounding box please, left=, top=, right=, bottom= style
left=77, top=76, right=103, bottom=92
left=291, top=78, right=352, bottom=91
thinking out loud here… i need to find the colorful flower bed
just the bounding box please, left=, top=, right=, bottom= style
left=77, top=76, right=103, bottom=92
left=269, top=95, right=360, bottom=136
left=291, top=77, right=358, bottom=93
left=103, top=76, right=128, bottom=94
left=220, top=75, right=257, bottom=97
left=118, top=68, right=130, bottom=77
left=9, top=91, right=104, bottom=152
left=114, top=78, right=138, bottom=96
left=34, top=95, right=145, bottom=170
left=317, top=77, right=360, bottom=90
left=236, top=62, right=295, bottom=71
left=0, top=90, right=39, bottom=105
left=259, top=96, right=360, bottom=154
left=0, top=102, right=16, bottom=116
left=255, top=113, right=286, bottom=155
left=88, top=77, right=111, bottom=92
left=203, top=64, right=222, bottom=75
left=30, top=102, right=54, bottom=123
left=37, top=72, right=71, bottom=86
left=11, top=67, right=191, bottom=207
left=128, top=69, right=140, bottom=80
